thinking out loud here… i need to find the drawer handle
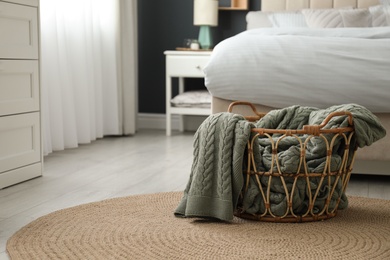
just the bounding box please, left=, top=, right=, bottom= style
left=196, top=65, right=202, bottom=70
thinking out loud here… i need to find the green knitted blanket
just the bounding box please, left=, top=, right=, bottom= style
left=174, top=104, right=386, bottom=221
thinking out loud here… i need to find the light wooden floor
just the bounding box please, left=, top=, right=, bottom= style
left=1, top=129, right=389, bottom=259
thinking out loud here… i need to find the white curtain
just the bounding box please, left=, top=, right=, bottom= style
left=40, top=0, right=138, bottom=156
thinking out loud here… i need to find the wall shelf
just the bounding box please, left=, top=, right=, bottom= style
left=219, top=0, right=248, bottom=10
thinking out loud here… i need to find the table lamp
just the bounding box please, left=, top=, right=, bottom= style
left=193, top=0, right=218, bottom=49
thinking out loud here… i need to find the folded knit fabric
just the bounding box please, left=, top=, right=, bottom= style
left=175, top=112, right=253, bottom=221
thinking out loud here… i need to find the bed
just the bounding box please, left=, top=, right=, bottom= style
left=204, top=0, right=390, bottom=175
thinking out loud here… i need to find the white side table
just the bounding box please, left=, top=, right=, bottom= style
left=164, top=50, right=212, bottom=136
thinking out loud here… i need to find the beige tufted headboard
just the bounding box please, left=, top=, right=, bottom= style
left=261, top=0, right=380, bottom=11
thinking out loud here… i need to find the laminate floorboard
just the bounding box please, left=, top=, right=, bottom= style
left=0, top=129, right=389, bottom=259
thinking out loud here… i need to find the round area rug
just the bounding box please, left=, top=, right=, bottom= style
left=7, top=192, right=390, bottom=260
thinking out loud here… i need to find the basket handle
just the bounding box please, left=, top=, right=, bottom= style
left=320, top=111, right=354, bottom=127
left=228, top=101, right=266, bottom=122
left=303, top=111, right=354, bottom=135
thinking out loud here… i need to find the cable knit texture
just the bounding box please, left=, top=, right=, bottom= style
left=175, top=113, right=252, bottom=221
left=175, top=104, right=386, bottom=221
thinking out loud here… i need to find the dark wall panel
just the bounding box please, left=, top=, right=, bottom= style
left=138, top=0, right=261, bottom=113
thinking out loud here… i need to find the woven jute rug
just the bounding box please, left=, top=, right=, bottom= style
left=7, top=192, right=390, bottom=260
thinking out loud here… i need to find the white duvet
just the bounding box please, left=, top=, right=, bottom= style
left=204, top=27, right=390, bottom=113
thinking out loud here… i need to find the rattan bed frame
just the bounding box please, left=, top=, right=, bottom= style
left=211, top=0, right=390, bottom=175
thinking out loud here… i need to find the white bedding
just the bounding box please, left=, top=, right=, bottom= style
left=204, top=27, right=390, bottom=113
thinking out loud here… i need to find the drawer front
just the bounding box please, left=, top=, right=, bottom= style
left=0, top=1, right=38, bottom=59
left=0, top=0, right=39, bottom=7
left=166, top=55, right=210, bottom=77
left=0, top=60, right=40, bottom=116
left=0, top=112, right=41, bottom=174
left=0, top=162, right=41, bottom=189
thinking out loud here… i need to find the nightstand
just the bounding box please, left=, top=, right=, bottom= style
left=164, top=50, right=212, bottom=136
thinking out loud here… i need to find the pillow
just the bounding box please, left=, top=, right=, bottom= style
left=369, top=5, right=389, bottom=26
left=340, top=9, right=372, bottom=27
left=246, top=11, right=273, bottom=29
left=246, top=11, right=307, bottom=29
left=386, top=5, right=390, bottom=24
left=268, top=12, right=308, bottom=27
left=302, top=8, right=346, bottom=28
left=380, top=0, right=390, bottom=5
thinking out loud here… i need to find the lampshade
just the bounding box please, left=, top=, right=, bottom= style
left=193, top=0, right=218, bottom=26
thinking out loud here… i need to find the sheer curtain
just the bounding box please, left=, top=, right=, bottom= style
left=40, top=0, right=137, bottom=156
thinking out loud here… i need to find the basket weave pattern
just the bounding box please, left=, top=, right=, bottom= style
left=229, top=102, right=357, bottom=223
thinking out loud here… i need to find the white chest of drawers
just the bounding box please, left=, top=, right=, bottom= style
left=0, top=0, right=42, bottom=189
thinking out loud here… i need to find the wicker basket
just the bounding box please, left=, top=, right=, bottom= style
left=229, top=102, right=357, bottom=223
